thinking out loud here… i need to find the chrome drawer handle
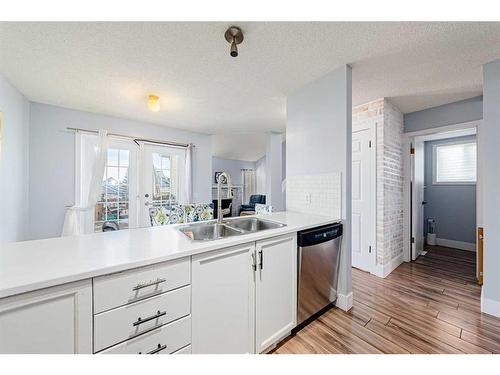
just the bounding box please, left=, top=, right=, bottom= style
left=132, top=278, right=166, bottom=291
left=148, top=344, right=168, bottom=354
left=133, top=310, right=166, bottom=327
left=139, top=344, right=168, bottom=354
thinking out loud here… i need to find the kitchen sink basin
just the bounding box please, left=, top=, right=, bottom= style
left=223, top=217, right=286, bottom=232
left=178, top=222, right=244, bottom=241
left=178, top=217, right=286, bottom=241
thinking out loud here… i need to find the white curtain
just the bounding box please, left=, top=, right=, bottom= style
left=62, top=129, right=109, bottom=236
left=242, top=169, right=256, bottom=204
left=184, top=144, right=193, bottom=203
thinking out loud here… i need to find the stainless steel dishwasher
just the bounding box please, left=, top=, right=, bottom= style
left=297, top=223, right=343, bottom=324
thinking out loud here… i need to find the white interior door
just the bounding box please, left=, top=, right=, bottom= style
left=411, top=139, right=425, bottom=260
left=351, top=129, right=372, bottom=271
left=140, top=144, right=186, bottom=226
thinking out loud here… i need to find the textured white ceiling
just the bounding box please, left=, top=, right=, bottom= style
left=211, top=133, right=267, bottom=161
left=1, top=22, right=499, bottom=134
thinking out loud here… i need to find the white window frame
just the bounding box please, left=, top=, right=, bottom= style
left=432, top=139, right=477, bottom=186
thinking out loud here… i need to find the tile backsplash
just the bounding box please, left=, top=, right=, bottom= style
left=286, top=172, right=341, bottom=218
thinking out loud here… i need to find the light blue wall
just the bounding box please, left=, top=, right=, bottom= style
left=404, top=96, right=483, bottom=133
left=211, top=157, right=255, bottom=186
left=0, top=74, right=30, bottom=243
left=287, top=65, right=352, bottom=300
left=423, top=135, right=476, bottom=244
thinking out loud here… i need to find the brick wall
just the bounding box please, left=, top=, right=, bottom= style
left=353, top=98, right=404, bottom=269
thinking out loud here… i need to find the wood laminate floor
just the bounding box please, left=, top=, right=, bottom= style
left=273, top=245, right=500, bottom=354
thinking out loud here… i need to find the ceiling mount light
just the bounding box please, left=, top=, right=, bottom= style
left=147, top=95, right=160, bottom=112
left=224, top=26, right=244, bottom=57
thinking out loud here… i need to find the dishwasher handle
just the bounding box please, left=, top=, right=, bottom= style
left=298, top=223, right=343, bottom=247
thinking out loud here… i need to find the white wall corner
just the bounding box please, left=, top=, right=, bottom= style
left=373, top=253, right=404, bottom=278
left=481, top=292, right=500, bottom=319
left=335, top=291, right=353, bottom=311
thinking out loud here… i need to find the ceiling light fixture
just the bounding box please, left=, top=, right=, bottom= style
left=224, top=26, right=244, bottom=57
left=147, top=95, right=160, bottom=112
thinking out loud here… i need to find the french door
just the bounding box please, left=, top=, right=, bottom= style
left=139, top=144, right=186, bottom=227
left=79, top=134, right=187, bottom=232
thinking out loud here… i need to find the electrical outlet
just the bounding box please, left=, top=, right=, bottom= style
left=305, top=193, right=311, bottom=205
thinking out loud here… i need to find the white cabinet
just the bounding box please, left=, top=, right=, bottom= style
left=94, top=285, right=191, bottom=352
left=99, top=316, right=191, bottom=354
left=191, top=234, right=297, bottom=354
left=0, top=280, right=92, bottom=354
left=93, top=258, right=190, bottom=314
left=191, top=242, right=256, bottom=354
left=255, top=234, right=297, bottom=353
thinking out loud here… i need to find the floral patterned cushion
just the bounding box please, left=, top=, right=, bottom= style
left=149, top=203, right=213, bottom=226
left=185, top=203, right=214, bottom=223
left=149, top=205, right=185, bottom=226
left=255, top=203, right=273, bottom=215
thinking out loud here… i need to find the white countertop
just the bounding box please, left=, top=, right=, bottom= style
left=0, top=211, right=340, bottom=299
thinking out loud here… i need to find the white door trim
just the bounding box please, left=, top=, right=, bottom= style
left=352, top=122, right=377, bottom=275
left=402, top=120, right=481, bottom=263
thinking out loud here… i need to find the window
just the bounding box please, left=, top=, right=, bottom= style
left=433, top=141, right=476, bottom=184
left=95, top=148, right=131, bottom=232
left=151, top=152, right=179, bottom=208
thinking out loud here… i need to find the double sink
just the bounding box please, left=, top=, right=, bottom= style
left=178, top=217, right=286, bottom=241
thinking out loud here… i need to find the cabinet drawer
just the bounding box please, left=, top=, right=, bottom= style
left=94, top=286, right=191, bottom=352
left=99, top=315, right=191, bottom=354
left=94, top=258, right=190, bottom=313
left=173, top=345, right=191, bottom=354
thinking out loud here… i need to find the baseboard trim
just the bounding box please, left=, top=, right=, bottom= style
left=481, top=294, right=500, bottom=318
left=435, top=238, right=476, bottom=252
left=335, top=292, right=353, bottom=311
left=373, top=253, right=404, bottom=278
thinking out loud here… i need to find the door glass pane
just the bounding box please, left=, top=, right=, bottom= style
left=95, top=148, right=130, bottom=232
left=119, top=149, right=130, bottom=167
left=107, top=149, right=119, bottom=166
left=151, top=153, right=177, bottom=208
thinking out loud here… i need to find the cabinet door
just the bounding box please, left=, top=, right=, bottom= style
left=0, top=280, right=92, bottom=354
left=191, top=242, right=255, bottom=354
left=255, top=234, right=297, bottom=353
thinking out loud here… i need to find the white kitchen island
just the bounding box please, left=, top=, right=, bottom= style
left=0, top=212, right=340, bottom=354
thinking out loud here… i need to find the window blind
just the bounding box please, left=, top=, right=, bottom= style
left=434, top=141, right=476, bottom=183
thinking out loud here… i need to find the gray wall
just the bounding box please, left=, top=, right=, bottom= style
left=265, top=133, right=284, bottom=211
left=255, top=156, right=266, bottom=195
left=404, top=96, right=483, bottom=133
left=211, top=157, right=255, bottom=186
left=481, top=60, right=500, bottom=314
left=28, top=102, right=212, bottom=240
left=0, top=74, right=30, bottom=243
left=424, top=136, right=476, bottom=244
left=287, top=65, right=352, bottom=301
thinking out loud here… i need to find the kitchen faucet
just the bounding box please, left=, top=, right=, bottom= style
left=216, top=172, right=233, bottom=223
